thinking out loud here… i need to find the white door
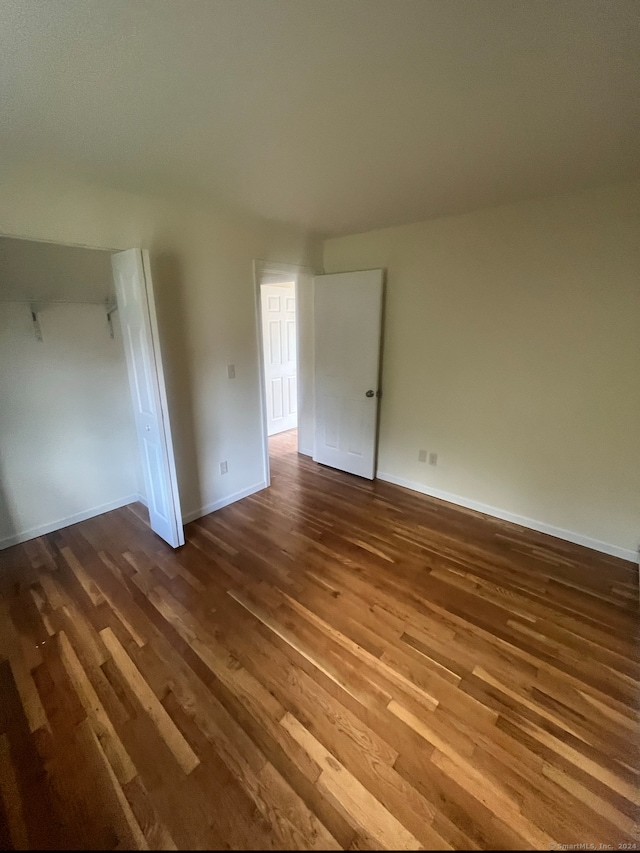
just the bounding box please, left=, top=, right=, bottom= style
left=313, top=269, right=384, bottom=479
left=261, top=283, right=297, bottom=436
left=111, top=249, right=184, bottom=547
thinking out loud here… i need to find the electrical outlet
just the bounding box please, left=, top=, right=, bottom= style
left=220, top=461, right=228, bottom=475
left=428, top=452, right=438, bottom=466
left=227, top=364, right=236, bottom=379
left=418, top=449, right=427, bottom=463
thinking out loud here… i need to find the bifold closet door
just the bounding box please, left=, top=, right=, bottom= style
left=111, top=249, right=184, bottom=548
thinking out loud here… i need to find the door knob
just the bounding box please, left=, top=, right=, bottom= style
left=365, top=389, right=375, bottom=398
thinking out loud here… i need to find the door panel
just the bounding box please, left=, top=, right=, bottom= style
left=272, top=377, right=283, bottom=419
left=286, top=320, right=296, bottom=361
left=111, top=249, right=184, bottom=547
left=126, top=324, right=156, bottom=415
left=261, top=283, right=297, bottom=435
left=287, top=375, right=297, bottom=415
left=313, top=270, right=384, bottom=479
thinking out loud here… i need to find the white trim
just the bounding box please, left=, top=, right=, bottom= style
left=253, top=261, right=274, bottom=489
left=182, top=481, right=267, bottom=524
left=253, top=259, right=318, bottom=485
left=0, top=494, right=139, bottom=550
left=298, top=446, right=313, bottom=457
left=376, top=471, right=638, bottom=564
left=137, top=493, right=148, bottom=507
left=0, top=230, right=121, bottom=253
left=253, top=259, right=317, bottom=277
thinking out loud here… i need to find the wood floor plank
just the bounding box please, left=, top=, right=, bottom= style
left=0, top=428, right=637, bottom=849
left=75, top=718, right=149, bottom=850
left=0, top=598, right=50, bottom=736
left=281, top=712, right=422, bottom=851
left=0, top=734, right=29, bottom=850
left=57, top=629, right=137, bottom=786
left=99, top=627, right=200, bottom=776
left=59, top=544, right=105, bottom=607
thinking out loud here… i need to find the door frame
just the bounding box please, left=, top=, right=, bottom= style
left=253, top=259, right=316, bottom=487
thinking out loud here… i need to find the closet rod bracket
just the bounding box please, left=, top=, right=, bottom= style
left=105, top=299, right=118, bottom=339
left=30, top=304, right=43, bottom=342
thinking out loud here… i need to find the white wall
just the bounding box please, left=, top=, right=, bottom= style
left=0, top=155, right=322, bottom=526
left=323, top=182, right=640, bottom=561
left=0, top=302, right=141, bottom=546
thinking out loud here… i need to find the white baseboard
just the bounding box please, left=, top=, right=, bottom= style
left=376, top=471, right=637, bottom=564
left=182, top=481, right=268, bottom=524
left=298, top=446, right=313, bottom=457
left=136, top=493, right=148, bottom=507
left=0, top=494, right=140, bottom=551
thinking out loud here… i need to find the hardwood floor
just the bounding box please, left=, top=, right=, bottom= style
left=0, top=428, right=638, bottom=849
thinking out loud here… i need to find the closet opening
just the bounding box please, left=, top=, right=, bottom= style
left=0, top=236, right=183, bottom=551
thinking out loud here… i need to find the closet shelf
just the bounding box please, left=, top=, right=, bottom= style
left=0, top=298, right=113, bottom=305
left=0, top=299, right=118, bottom=341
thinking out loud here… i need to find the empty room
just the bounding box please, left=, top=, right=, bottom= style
left=0, top=1, right=638, bottom=850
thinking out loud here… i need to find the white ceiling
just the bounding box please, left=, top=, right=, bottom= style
left=1, top=0, right=638, bottom=237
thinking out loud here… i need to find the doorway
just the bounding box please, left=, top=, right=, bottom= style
left=0, top=237, right=183, bottom=550
left=259, top=277, right=299, bottom=471
left=253, top=262, right=384, bottom=488
left=254, top=260, right=317, bottom=487
left=260, top=280, right=298, bottom=438
left=0, top=237, right=140, bottom=547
